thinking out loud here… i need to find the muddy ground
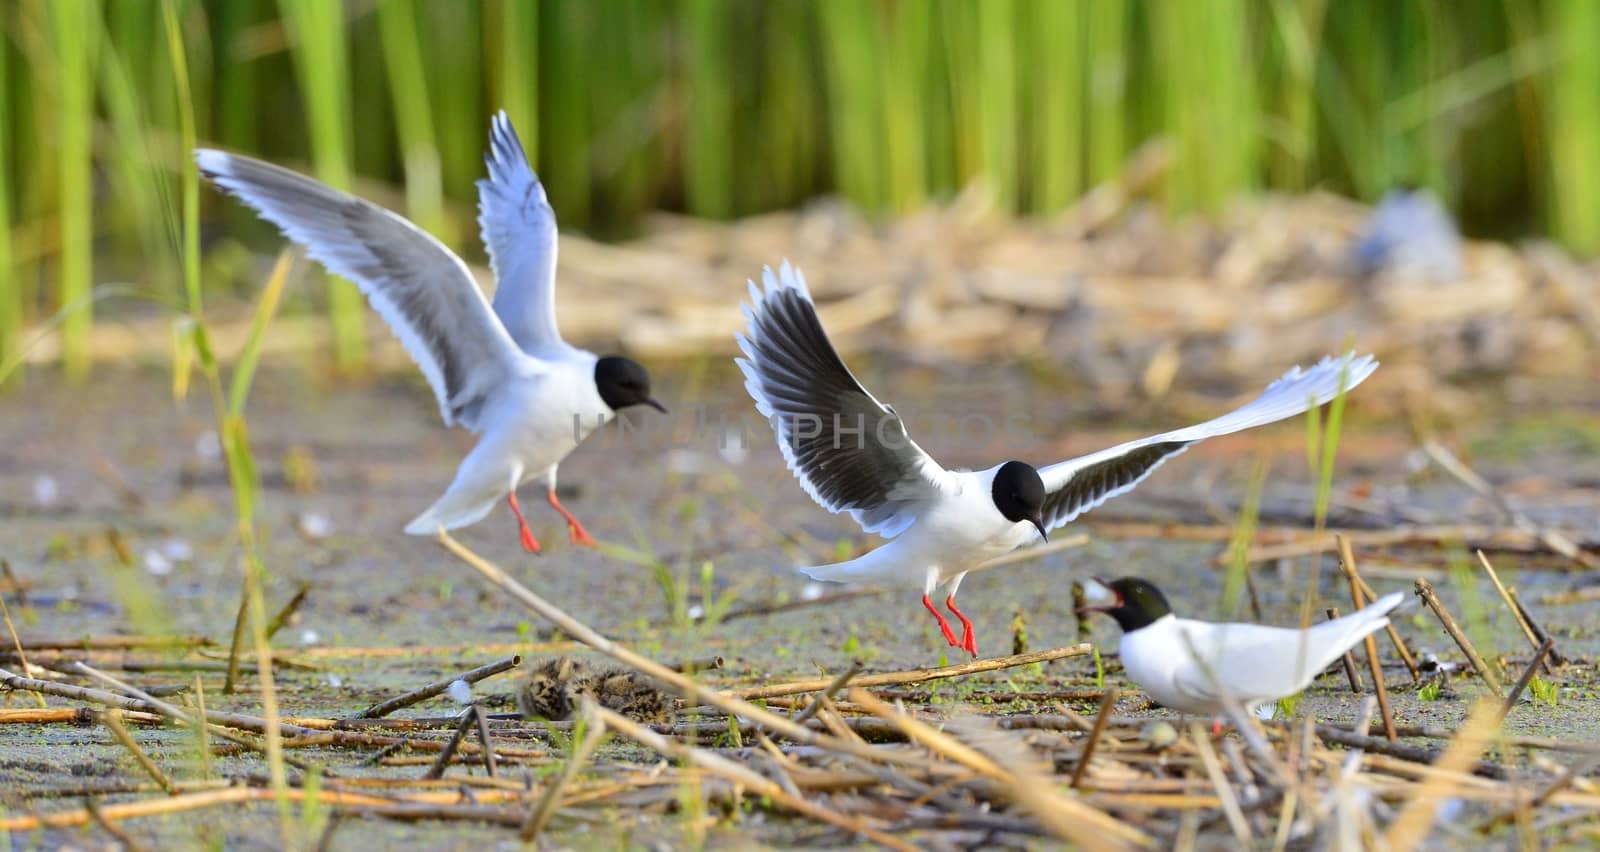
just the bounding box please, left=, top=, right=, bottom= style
left=2, top=358, right=1598, bottom=848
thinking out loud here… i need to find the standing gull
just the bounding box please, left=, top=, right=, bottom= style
left=198, top=112, right=665, bottom=552
left=737, top=262, right=1376, bottom=656
left=1078, top=576, right=1405, bottom=716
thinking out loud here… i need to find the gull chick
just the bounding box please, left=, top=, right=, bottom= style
left=1079, top=576, right=1405, bottom=715
left=737, top=262, right=1376, bottom=657
left=198, top=112, right=665, bottom=551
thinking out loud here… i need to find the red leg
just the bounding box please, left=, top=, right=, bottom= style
left=922, top=594, right=960, bottom=648
left=1211, top=717, right=1225, bottom=736
left=547, top=487, right=598, bottom=547
left=506, top=493, right=541, bottom=554
left=946, top=595, right=978, bottom=657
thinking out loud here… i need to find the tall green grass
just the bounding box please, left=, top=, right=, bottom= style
left=376, top=0, right=446, bottom=239
left=0, top=23, right=16, bottom=388
left=48, top=0, right=97, bottom=382
left=7, top=2, right=1597, bottom=378
left=277, top=0, right=366, bottom=374
left=166, top=2, right=293, bottom=842
left=1546, top=0, right=1600, bottom=254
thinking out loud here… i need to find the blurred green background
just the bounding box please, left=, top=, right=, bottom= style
left=4, top=0, right=1598, bottom=382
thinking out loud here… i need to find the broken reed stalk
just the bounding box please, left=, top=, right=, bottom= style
left=14, top=635, right=211, bottom=651
left=791, top=659, right=862, bottom=725
left=224, top=592, right=249, bottom=693
left=1507, top=587, right=1566, bottom=666
left=1422, top=440, right=1599, bottom=569
left=1383, top=700, right=1504, bottom=852
left=0, top=786, right=400, bottom=832
left=590, top=701, right=919, bottom=852
left=731, top=643, right=1093, bottom=699
left=521, top=709, right=606, bottom=840
left=355, top=655, right=522, bottom=718
left=1070, top=686, right=1118, bottom=789
left=1336, top=537, right=1396, bottom=741
left=424, top=709, right=478, bottom=780
left=846, top=688, right=1151, bottom=850
left=0, top=559, right=29, bottom=609
left=263, top=582, right=312, bottom=641
left=69, top=662, right=320, bottom=773
left=1352, top=572, right=1421, bottom=682
left=1414, top=579, right=1504, bottom=696
left=98, top=709, right=176, bottom=794
left=1501, top=638, right=1555, bottom=717
left=1326, top=607, right=1363, bottom=692
left=84, top=799, right=149, bottom=852
left=434, top=531, right=1022, bottom=775
left=1189, top=722, right=1252, bottom=846
left=0, top=588, right=45, bottom=708
left=437, top=531, right=1150, bottom=847
left=473, top=705, right=497, bottom=777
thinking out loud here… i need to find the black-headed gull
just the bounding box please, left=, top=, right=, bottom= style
left=197, top=112, right=665, bottom=552
left=737, top=262, right=1376, bottom=657
left=1078, top=576, right=1405, bottom=715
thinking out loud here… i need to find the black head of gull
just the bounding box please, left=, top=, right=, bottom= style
left=991, top=460, right=1047, bottom=543
left=595, top=355, right=667, bottom=413
left=1079, top=576, right=1173, bottom=632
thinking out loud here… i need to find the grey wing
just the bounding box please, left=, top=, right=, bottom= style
left=1037, top=352, right=1378, bottom=530
left=196, top=149, right=535, bottom=430
left=736, top=262, right=959, bottom=538
left=478, top=111, right=569, bottom=357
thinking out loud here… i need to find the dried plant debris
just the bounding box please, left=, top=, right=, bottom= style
left=516, top=656, right=673, bottom=725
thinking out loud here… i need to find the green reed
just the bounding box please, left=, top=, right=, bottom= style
left=0, top=24, right=16, bottom=387
left=49, top=0, right=96, bottom=382
left=166, top=2, right=292, bottom=842
left=278, top=0, right=366, bottom=373
left=5, top=1, right=1596, bottom=380
left=377, top=0, right=447, bottom=239
left=1545, top=0, right=1600, bottom=254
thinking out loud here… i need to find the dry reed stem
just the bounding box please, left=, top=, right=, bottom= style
left=1189, top=723, right=1252, bottom=846
left=1335, top=537, right=1396, bottom=741
left=1506, top=588, right=1567, bottom=666
left=355, top=654, right=521, bottom=718
left=475, top=707, right=500, bottom=777
left=1421, top=440, right=1598, bottom=570
left=424, top=710, right=477, bottom=780
left=435, top=530, right=969, bottom=776
left=1352, top=572, right=1421, bottom=682
left=847, top=688, right=1151, bottom=849
left=99, top=709, right=176, bottom=794
left=791, top=659, right=862, bottom=724
left=0, top=786, right=399, bottom=831
left=1071, top=686, right=1119, bottom=789
left=1383, top=700, right=1503, bottom=852
left=263, top=582, right=312, bottom=641
left=731, top=643, right=1093, bottom=699
left=1326, top=607, right=1363, bottom=692
left=1413, top=579, right=1504, bottom=695
left=85, top=798, right=150, bottom=852
left=0, top=584, right=43, bottom=708
left=591, top=701, right=918, bottom=852
left=12, top=635, right=211, bottom=651
left=1501, top=638, right=1555, bottom=716
left=522, top=707, right=607, bottom=840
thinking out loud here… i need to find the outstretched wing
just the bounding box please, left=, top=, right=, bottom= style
left=197, top=149, right=535, bottom=430
left=478, top=111, right=570, bottom=357
left=736, top=262, right=959, bottom=538
left=1038, top=352, right=1378, bottom=530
